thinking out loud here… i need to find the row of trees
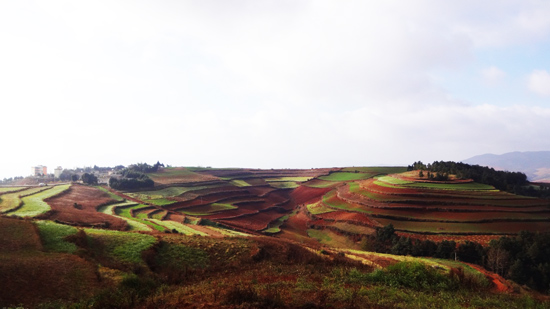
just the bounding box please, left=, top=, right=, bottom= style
left=108, top=162, right=163, bottom=190
left=362, top=224, right=550, bottom=293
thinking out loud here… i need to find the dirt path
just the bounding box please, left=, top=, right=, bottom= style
left=465, top=263, right=513, bottom=293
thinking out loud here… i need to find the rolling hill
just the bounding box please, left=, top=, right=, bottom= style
left=1, top=164, right=550, bottom=308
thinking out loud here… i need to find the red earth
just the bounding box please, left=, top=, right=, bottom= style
left=291, top=185, right=333, bottom=205
left=41, top=184, right=127, bottom=230
left=219, top=208, right=286, bottom=231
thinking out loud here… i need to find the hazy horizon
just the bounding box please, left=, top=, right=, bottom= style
left=1, top=1, right=550, bottom=180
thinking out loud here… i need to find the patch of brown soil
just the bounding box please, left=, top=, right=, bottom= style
left=41, top=184, right=127, bottom=230
left=291, top=185, right=333, bottom=205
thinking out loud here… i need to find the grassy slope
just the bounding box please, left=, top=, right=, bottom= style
left=2, top=215, right=549, bottom=308
left=115, top=203, right=167, bottom=231
left=319, top=172, right=378, bottom=181
left=9, top=184, right=70, bottom=217
left=98, top=201, right=152, bottom=231
left=0, top=186, right=47, bottom=213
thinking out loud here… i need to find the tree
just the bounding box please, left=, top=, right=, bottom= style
left=81, top=173, right=98, bottom=185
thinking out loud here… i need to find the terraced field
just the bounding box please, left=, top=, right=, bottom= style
left=4, top=167, right=547, bottom=250
left=310, top=172, right=550, bottom=241
left=6, top=185, right=71, bottom=217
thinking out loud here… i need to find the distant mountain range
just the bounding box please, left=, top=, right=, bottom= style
left=463, top=151, right=550, bottom=182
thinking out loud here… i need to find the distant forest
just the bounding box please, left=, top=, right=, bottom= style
left=108, top=162, right=163, bottom=190
left=408, top=161, right=550, bottom=198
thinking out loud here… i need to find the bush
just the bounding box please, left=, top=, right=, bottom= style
left=349, top=262, right=458, bottom=291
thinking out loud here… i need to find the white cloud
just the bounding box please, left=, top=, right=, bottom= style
left=1, top=1, right=550, bottom=179
left=528, top=70, right=550, bottom=96
left=481, top=66, right=507, bottom=86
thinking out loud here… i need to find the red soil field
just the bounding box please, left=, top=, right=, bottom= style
left=165, top=212, right=186, bottom=223
left=133, top=206, right=158, bottom=217
left=242, top=178, right=269, bottom=186
left=0, top=217, right=101, bottom=307
left=291, top=185, right=333, bottom=205
left=219, top=208, right=287, bottom=231
left=392, top=171, right=474, bottom=183
left=164, top=191, right=254, bottom=210
left=149, top=167, right=220, bottom=185
left=315, top=210, right=377, bottom=226
left=41, top=185, right=127, bottom=230
left=178, top=185, right=248, bottom=197
left=396, top=232, right=501, bottom=246
left=244, top=185, right=277, bottom=196
left=274, top=207, right=324, bottom=246
left=195, top=168, right=337, bottom=179
left=0, top=217, right=42, bottom=251
left=200, top=208, right=259, bottom=220
left=342, top=181, right=548, bottom=210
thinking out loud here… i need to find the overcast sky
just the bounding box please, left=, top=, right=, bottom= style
left=1, top=1, right=550, bottom=179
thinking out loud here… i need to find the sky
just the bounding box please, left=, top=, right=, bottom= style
left=1, top=1, right=550, bottom=179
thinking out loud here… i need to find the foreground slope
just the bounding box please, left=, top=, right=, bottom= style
left=1, top=216, right=548, bottom=308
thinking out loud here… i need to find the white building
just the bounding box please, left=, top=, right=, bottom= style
left=54, top=166, right=63, bottom=179
left=32, top=165, right=47, bottom=176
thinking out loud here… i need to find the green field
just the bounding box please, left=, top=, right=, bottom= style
left=307, top=228, right=359, bottom=248
left=319, top=172, right=378, bottom=182
left=150, top=209, right=167, bottom=220
left=0, top=187, right=24, bottom=193
left=179, top=203, right=238, bottom=216
left=8, top=184, right=70, bottom=217
left=266, top=177, right=312, bottom=182
left=263, top=212, right=292, bottom=234
left=202, top=225, right=251, bottom=237
left=98, top=201, right=152, bottom=231
left=150, top=219, right=208, bottom=235
left=341, top=166, right=408, bottom=174
left=322, top=189, right=371, bottom=213
left=268, top=181, right=300, bottom=189
left=84, top=228, right=156, bottom=264
left=375, top=175, right=414, bottom=185
left=303, top=179, right=341, bottom=188
left=35, top=220, right=78, bottom=253
left=306, top=201, right=336, bottom=215
left=230, top=179, right=251, bottom=187
left=114, top=203, right=166, bottom=231
left=0, top=187, right=48, bottom=213
left=95, top=186, right=125, bottom=202
left=375, top=175, right=497, bottom=191
left=127, top=185, right=222, bottom=202
left=375, top=217, right=550, bottom=234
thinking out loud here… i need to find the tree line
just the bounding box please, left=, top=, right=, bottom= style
left=407, top=161, right=550, bottom=197
left=108, top=162, right=163, bottom=190
left=362, top=224, right=550, bottom=293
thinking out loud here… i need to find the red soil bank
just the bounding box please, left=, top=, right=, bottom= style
left=42, top=185, right=127, bottom=230
left=291, top=186, right=333, bottom=205
left=315, top=211, right=377, bottom=226
left=396, top=232, right=501, bottom=246
left=219, top=208, right=286, bottom=231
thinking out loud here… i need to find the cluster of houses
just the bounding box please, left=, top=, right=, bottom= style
left=31, top=165, right=116, bottom=184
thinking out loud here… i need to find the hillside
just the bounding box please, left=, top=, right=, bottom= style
left=463, top=151, right=550, bottom=182
left=1, top=165, right=550, bottom=307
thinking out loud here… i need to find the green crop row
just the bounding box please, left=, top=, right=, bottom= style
left=114, top=204, right=167, bottom=231
left=8, top=184, right=70, bottom=217
left=35, top=220, right=79, bottom=253
left=319, top=172, right=378, bottom=182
